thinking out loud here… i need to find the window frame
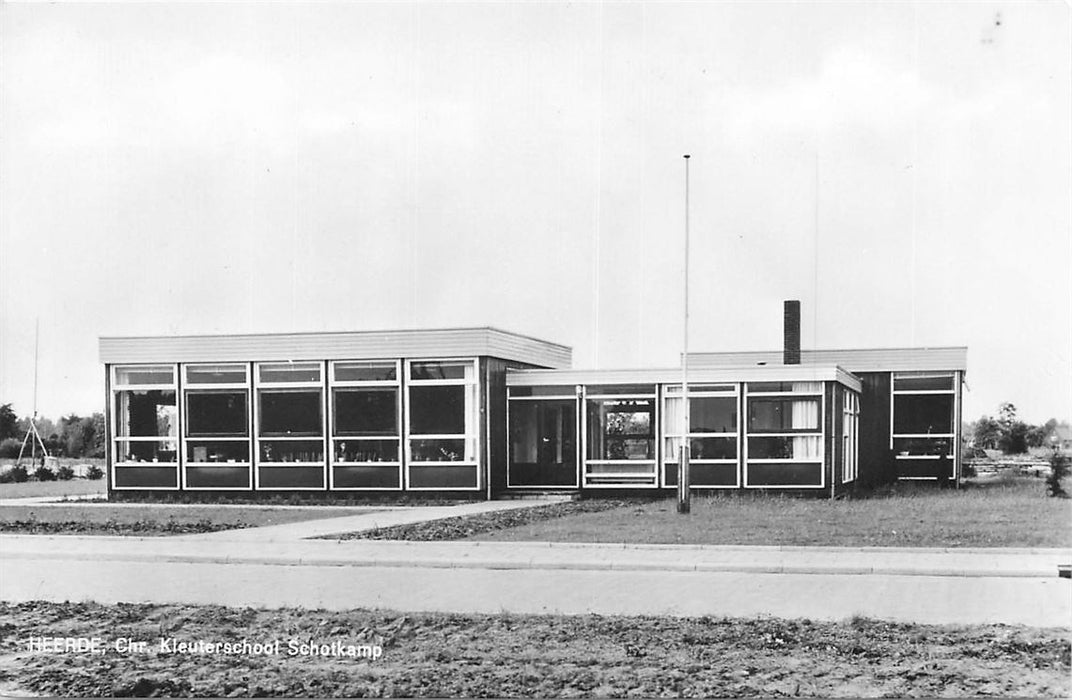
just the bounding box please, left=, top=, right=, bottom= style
left=253, top=361, right=327, bottom=490
left=582, top=386, right=659, bottom=489
left=662, top=383, right=740, bottom=489
left=507, top=385, right=581, bottom=489
left=404, top=358, right=480, bottom=491
left=842, top=389, right=860, bottom=484
left=110, top=364, right=180, bottom=491
left=744, top=381, right=826, bottom=489
left=328, top=360, right=403, bottom=491
left=890, top=371, right=957, bottom=472
left=181, top=363, right=252, bottom=491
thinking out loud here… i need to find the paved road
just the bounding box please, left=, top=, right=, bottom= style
left=3, top=534, right=1069, bottom=627
left=4, top=557, right=1068, bottom=627
left=3, top=535, right=1069, bottom=577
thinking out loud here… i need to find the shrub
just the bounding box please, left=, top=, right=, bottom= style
left=0, top=437, right=23, bottom=459
left=85, top=464, right=105, bottom=480
left=0, top=465, right=30, bottom=483
left=56, top=465, right=75, bottom=480
left=0, top=467, right=25, bottom=482
left=32, top=465, right=57, bottom=482
left=1046, top=451, right=1070, bottom=497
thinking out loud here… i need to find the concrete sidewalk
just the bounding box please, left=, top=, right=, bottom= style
left=4, top=534, right=1069, bottom=578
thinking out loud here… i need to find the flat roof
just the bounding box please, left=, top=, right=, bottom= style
left=687, top=347, right=967, bottom=373
left=507, top=364, right=862, bottom=393
left=99, top=327, right=572, bottom=368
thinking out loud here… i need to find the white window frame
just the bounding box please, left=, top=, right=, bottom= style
left=328, top=360, right=403, bottom=491
left=253, top=361, right=327, bottom=491
left=842, top=390, right=860, bottom=484
left=181, top=363, right=252, bottom=491
left=662, top=383, right=740, bottom=489
left=582, top=387, right=659, bottom=489
left=890, top=371, right=957, bottom=479
left=110, top=364, right=180, bottom=491
left=744, top=382, right=826, bottom=489
left=506, top=385, right=581, bottom=489
left=404, top=358, right=480, bottom=491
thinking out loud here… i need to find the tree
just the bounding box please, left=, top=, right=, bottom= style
left=996, top=402, right=1029, bottom=454
left=1026, top=423, right=1051, bottom=448
left=57, top=413, right=106, bottom=458
left=0, top=404, right=17, bottom=441
left=998, top=402, right=1018, bottom=425
left=971, top=416, right=1001, bottom=450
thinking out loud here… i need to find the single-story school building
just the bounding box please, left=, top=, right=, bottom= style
left=99, top=302, right=966, bottom=497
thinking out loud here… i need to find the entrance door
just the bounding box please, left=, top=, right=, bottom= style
left=508, top=399, right=577, bottom=487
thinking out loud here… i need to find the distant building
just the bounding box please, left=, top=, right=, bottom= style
left=98, top=302, right=966, bottom=497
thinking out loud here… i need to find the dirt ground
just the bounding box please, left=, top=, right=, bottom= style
left=0, top=505, right=382, bottom=536
left=332, top=499, right=630, bottom=541
left=0, top=602, right=1067, bottom=697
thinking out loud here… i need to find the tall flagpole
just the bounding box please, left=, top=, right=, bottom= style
left=677, top=155, right=691, bottom=514
left=31, top=318, right=39, bottom=462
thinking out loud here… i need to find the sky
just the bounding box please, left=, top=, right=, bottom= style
left=0, top=1, right=1069, bottom=425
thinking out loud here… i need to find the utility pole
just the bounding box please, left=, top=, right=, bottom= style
left=678, top=154, right=691, bottom=514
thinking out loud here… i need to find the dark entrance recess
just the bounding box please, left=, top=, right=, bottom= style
left=509, top=399, right=577, bottom=487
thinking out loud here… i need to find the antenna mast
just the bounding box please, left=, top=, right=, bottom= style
left=16, top=319, right=49, bottom=468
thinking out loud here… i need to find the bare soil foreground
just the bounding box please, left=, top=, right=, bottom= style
left=0, top=505, right=382, bottom=536
left=0, top=602, right=1068, bottom=697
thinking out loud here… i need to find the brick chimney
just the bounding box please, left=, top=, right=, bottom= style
left=783, top=300, right=801, bottom=365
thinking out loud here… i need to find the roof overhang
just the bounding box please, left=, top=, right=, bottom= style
left=507, top=364, right=862, bottom=393
left=99, top=327, right=572, bottom=369
left=687, top=347, right=967, bottom=374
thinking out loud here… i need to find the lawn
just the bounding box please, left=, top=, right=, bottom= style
left=0, top=602, right=1067, bottom=697
left=460, top=475, right=1071, bottom=548
left=0, top=504, right=382, bottom=536
left=0, top=479, right=106, bottom=500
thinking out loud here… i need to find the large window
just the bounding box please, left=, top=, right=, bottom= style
left=584, top=386, right=657, bottom=487
left=745, top=382, right=824, bottom=487
left=406, top=360, right=478, bottom=489
left=183, top=364, right=251, bottom=490
left=508, top=386, right=577, bottom=488
left=891, top=372, right=957, bottom=477
left=112, top=365, right=179, bottom=489
left=663, top=384, right=738, bottom=488
left=255, top=362, right=325, bottom=489
left=330, top=361, right=402, bottom=490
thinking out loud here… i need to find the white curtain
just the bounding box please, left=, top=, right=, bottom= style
left=663, top=396, right=684, bottom=461
left=790, top=399, right=818, bottom=430
left=663, top=396, right=684, bottom=435
left=791, top=398, right=820, bottom=459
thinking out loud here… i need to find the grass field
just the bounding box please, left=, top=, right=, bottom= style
left=0, top=505, right=381, bottom=536
left=0, top=602, right=1067, bottom=697
left=460, top=475, right=1072, bottom=548
left=0, top=479, right=106, bottom=500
